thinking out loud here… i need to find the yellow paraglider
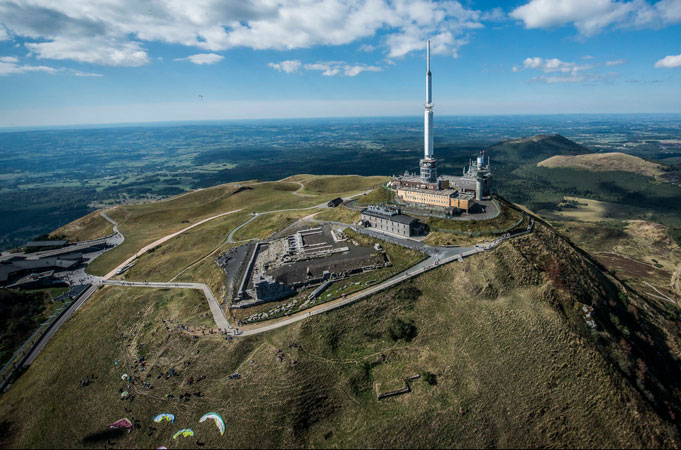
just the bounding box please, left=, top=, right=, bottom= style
left=172, top=429, right=194, bottom=439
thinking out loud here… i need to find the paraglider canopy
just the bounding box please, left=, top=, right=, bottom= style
left=199, top=412, right=225, bottom=436
left=172, top=429, right=194, bottom=439
left=153, top=413, right=175, bottom=423
left=121, top=373, right=128, bottom=380
left=110, top=418, right=133, bottom=433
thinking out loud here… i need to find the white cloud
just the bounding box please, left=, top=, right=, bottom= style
left=71, top=70, right=103, bottom=77
left=480, top=7, right=507, bottom=22
left=0, top=0, right=497, bottom=67
left=511, top=0, right=681, bottom=36
left=654, top=53, right=681, bottom=68
left=513, top=56, right=620, bottom=84
left=514, top=56, right=591, bottom=74
left=25, top=37, right=149, bottom=66
left=303, top=61, right=382, bottom=76
left=268, top=60, right=302, bottom=73
left=605, top=58, right=626, bottom=66
left=175, top=53, right=224, bottom=65
left=0, top=57, right=58, bottom=75
left=0, top=26, right=8, bottom=41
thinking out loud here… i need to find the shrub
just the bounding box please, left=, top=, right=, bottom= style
left=388, top=317, right=417, bottom=342
left=422, top=371, right=437, bottom=385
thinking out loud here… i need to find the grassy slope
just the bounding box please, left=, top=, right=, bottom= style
left=86, top=181, right=324, bottom=276
left=49, top=209, right=114, bottom=242
left=232, top=209, right=320, bottom=242
left=538, top=152, right=665, bottom=178
left=352, top=186, right=392, bottom=206
left=541, top=196, right=653, bottom=222
left=314, top=206, right=361, bottom=224
left=1, top=224, right=680, bottom=448
left=553, top=219, right=681, bottom=301
left=121, top=211, right=250, bottom=283
left=86, top=176, right=393, bottom=277
left=489, top=134, right=590, bottom=164
left=297, top=175, right=388, bottom=196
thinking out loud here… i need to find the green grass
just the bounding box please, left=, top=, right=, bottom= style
left=232, top=209, right=320, bottom=242
left=300, top=176, right=388, bottom=196
left=2, top=226, right=679, bottom=448
left=22, top=286, right=70, bottom=299
left=86, top=180, right=331, bottom=276
left=49, top=210, right=114, bottom=242
left=121, top=211, right=250, bottom=283
left=314, top=206, right=361, bottom=224
left=353, top=186, right=392, bottom=206
left=177, top=254, right=232, bottom=306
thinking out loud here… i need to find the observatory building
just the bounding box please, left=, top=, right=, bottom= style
left=391, top=41, right=492, bottom=214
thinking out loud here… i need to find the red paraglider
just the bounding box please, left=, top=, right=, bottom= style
left=110, top=418, right=133, bottom=433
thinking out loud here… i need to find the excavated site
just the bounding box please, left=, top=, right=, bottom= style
left=221, top=223, right=390, bottom=308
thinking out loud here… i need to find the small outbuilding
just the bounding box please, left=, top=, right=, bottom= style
left=327, top=197, right=343, bottom=208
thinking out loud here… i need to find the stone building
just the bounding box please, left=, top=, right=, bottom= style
left=361, top=205, right=420, bottom=237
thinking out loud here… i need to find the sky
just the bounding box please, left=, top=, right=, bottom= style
left=0, top=0, right=680, bottom=128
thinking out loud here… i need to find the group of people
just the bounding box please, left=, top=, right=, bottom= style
left=78, top=373, right=97, bottom=388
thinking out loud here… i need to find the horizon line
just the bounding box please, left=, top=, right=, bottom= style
left=2, top=112, right=680, bottom=134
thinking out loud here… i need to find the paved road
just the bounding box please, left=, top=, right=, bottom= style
left=22, top=284, right=99, bottom=366
left=101, top=280, right=232, bottom=331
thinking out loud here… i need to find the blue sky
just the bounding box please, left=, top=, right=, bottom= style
left=0, top=0, right=680, bottom=127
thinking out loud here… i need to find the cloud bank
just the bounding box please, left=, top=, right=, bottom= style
left=511, top=0, right=681, bottom=36
left=0, top=0, right=492, bottom=67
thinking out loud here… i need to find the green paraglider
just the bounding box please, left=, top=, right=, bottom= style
left=199, top=412, right=225, bottom=436
left=172, top=429, right=194, bottom=439
left=153, top=413, right=175, bottom=423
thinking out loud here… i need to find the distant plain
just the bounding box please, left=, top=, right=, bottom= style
left=1, top=114, right=680, bottom=250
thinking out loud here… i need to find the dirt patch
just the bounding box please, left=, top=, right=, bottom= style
left=595, top=252, right=670, bottom=283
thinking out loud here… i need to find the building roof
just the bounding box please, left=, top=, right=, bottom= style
left=361, top=208, right=417, bottom=225
left=0, top=257, right=79, bottom=283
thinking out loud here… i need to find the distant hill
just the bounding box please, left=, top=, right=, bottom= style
left=538, top=152, right=665, bottom=178
left=488, top=134, right=590, bottom=164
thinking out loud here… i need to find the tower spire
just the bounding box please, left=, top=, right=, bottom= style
left=424, top=40, right=433, bottom=159
left=420, top=40, right=436, bottom=183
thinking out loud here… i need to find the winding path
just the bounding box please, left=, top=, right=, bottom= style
left=102, top=208, right=243, bottom=280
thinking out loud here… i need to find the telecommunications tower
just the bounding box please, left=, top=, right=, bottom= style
left=420, top=40, right=437, bottom=183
